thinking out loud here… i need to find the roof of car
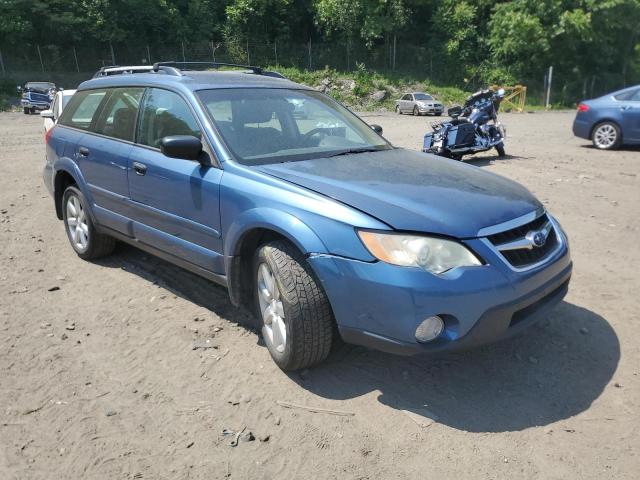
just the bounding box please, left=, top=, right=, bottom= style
left=78, top=69, right=310, bottom=93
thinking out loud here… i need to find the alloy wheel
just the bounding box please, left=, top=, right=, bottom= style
left=66, top=194, right=89, bottom=251
left=257, top=262, right=287, bottom=353
left=593, top=124, right=617, bottom=149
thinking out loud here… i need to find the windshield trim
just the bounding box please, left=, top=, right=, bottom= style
left=196, top=87, right=393, bottom=166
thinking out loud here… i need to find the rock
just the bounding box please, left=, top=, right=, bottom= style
left=240, top=431, right=255, bottom=442
left=371, top=90, right=387, bottom=102
left=105, top=410, right=117, bottom=417
left=321, top=77, right=331, bottom=86
left=259, top=434, right=270, bottom=442
left=61, top=333, right=68, bottom=340
left=186, top=441, right=194, bottom=448
left=274, top=417, right=281, bottom=426
left=65, top=323, right=75, bottom=331
left=213, top=326, right=223, bottom=332
left=47, top=286, right=60, bottom=292
left=614, top=382, right=622, bottom=388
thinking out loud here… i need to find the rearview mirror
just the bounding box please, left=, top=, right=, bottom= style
left=160, top=135, right=203, bottom=161
left=370, top=124, right=383, bottom=135
left=40, top=110, right=54, bottom=119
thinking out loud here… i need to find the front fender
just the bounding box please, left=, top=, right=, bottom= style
left=224, top=207, right=328, bottom=258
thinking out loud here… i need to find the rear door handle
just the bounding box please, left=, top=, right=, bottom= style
left=78, top=146, right=90, bottom=157
left=621, top=105, right=632, bottom=111
left=133, top=162, right=147, bottom=176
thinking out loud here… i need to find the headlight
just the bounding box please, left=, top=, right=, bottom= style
left=358, top=231, right=482, bottom=274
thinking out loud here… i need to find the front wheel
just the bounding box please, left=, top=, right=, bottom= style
left=592, top=122, right=621, bottom=150
left=395, top=105, right=401, bottom=115
left=495, top=142, right=506, bottom=157
left=23, top=107, right=30, bottom=115
left=413, top=106, right=420, bottom=116
left=62, top=186, right=115, bottom=260
left=254, top=240, right=334, bottom=371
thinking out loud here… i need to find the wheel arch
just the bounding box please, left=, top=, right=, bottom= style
left=223, top=209, right=328, bottom=307
left=590, top=118, right=623, bottom=142
left=52, top=162, right=93, bottom=221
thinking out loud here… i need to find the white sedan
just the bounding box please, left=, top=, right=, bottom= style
left=41, top=89, right=76, bottom=132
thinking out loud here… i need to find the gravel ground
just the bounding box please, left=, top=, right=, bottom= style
left=1, top=110, right=639, bottom=479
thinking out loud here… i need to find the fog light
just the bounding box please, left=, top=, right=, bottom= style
left=415, top=316, right=444, bottom=343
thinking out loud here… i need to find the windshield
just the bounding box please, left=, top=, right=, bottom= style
left=198, top=88, right=391, bottom=165
left=25, top=82, right=55, bottom=90
left=414, top=93, right=433, bottom=101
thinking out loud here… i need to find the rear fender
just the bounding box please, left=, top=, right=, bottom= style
left=52, top=158, right=96, bottom=222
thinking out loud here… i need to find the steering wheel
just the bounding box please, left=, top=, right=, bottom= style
left=300, top=127, right=331, bottom=147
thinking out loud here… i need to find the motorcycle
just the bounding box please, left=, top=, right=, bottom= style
left=423, top=88, right=506, bottom=161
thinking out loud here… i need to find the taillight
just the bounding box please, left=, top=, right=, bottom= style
left=577, top=103, right=589, bottom=112
left=45, top=125, right=54, bottom=145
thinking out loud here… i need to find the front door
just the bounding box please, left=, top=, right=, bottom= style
left=127, top=87, right=224, bottom=273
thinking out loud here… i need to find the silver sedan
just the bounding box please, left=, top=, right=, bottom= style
left=395, top=92, right=444, bottom=116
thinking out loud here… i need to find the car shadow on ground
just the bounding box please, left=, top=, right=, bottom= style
left=465, top=153, right=530, bottom=167
left=98, top=242, right=619, bottom=434
left=579, top=144, right=640, bottom=152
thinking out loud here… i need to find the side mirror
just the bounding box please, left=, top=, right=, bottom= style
left=497, top=88, right=505, bottom=96
left=448, top=105, right=463, bottom=117
left=160, top=135, right=203, bottom=161
left=17, top=85, right=22, bottom=93
left=370, top=124, right=383, bottom=135
left=40, top=110, right=54, bottom=119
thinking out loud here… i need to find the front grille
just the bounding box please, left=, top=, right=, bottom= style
left=487, top=213, right=558, bottom=268
left=29, top=92, right=50, bottom=102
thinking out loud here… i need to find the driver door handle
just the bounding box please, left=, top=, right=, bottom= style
left=78, top=146, right=90, bottom=157
left=133, top=162, right=147, bottom=176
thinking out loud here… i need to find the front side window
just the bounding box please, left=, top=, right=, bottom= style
left=631, top=89, right=640, bottom=101
left=198, top=88, right=390, bottom=165
left=402, top=94, right=411, bottom=100
left=137, top=88, right=201, bottom=148
left=58, top=89, right=108, bottom=131
left=94, top=88, right=144, bottom=141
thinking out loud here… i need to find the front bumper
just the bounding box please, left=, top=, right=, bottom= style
left=418, top=105, right=443, bottom=114
left=309, top=239, right=571, bottom=356
left=21, top=99, right=50, bottom=110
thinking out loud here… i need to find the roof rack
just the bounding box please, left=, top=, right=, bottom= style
left=152, top=61, right=266, bottom=76
left=93, top=65, right=154, bottom=78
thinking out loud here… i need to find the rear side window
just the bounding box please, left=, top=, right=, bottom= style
left=94, top=88, right=144, bottom=141
left=58, top=89, right=108, bottom=131
left=137, top=88, right=201, bottom=148
left=614, top=89, right=639, bottom=101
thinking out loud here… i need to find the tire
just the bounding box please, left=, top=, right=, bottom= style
left=23, top=107, right=30, bottom=115
left=495, top=142, right=506, bottom=157
left=30, top=107, right=36, bottom=114
left=591, top=121, right=621, bottom=150
left=62, top=186, right=115, bottom=260
left=253, top=240, right=334, bottom=371
left=395, top=105, right=401, bottom=115
left=413, top=106, right=420, bottom=116
left=435, top=113, right=442, bottom=116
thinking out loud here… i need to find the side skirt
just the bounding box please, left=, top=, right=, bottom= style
left=97, top=225, right=228, bottom=288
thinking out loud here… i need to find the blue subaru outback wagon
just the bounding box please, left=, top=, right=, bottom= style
left=44, top=62, right=572, bottom=370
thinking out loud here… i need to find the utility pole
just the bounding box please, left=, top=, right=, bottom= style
left=246, top=39, right=250, bottom=64
left=545, top=65, right=553, bottom=108
left=146, top=45, right=151, bottom=64
left=274, top=41, right=278, bottom=66
left=392, top=34, right=397, bottom=71
left=0, top=49, right=6, bottom=75
left=37, top=45, right=44, bottom=72
left=308, top=39, right=312, bottom=70
left=181, top=41, right=186, bottom=62
left=73, top=46, right=80, bottom=72
left=109, top=41, right=116, bottom=65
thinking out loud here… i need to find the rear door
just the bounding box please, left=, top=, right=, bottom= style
left=620, top=88, right=640, bottom=142
left=128, top=87, right=224, bottom=273
left=76, top=87, right=144, bottom=234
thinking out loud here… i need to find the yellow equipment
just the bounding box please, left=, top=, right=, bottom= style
left=492, top=85, right=527, bottom=112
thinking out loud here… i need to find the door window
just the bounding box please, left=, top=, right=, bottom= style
left=631, top=89, right=640, bottom=101
left=52, top=93, right=60, bottom=119
left=94, top=88, right=144, bottom=141
left=58, top=89, right=108, bottom=130
left=137, top=88, right=201, bottom=148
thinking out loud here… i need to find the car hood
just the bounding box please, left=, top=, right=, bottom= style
left=255, top=148, right=542, bottom=238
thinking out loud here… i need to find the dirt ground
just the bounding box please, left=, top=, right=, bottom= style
left=1, top=110, right=639, bottom=479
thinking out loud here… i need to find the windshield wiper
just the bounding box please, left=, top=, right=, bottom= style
left=327, top=147, right=386, bottom=158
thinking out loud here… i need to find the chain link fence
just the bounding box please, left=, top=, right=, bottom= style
left=0, top=41, right=634, bottom=107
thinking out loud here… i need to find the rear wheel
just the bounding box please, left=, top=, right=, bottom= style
left=592, top=122, right=621, bottom=150
left=495, top=142, right=506, bottom=157
left=62, top=186, right=115, bottom=260
left=254, top=240, right=334, bottom=371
